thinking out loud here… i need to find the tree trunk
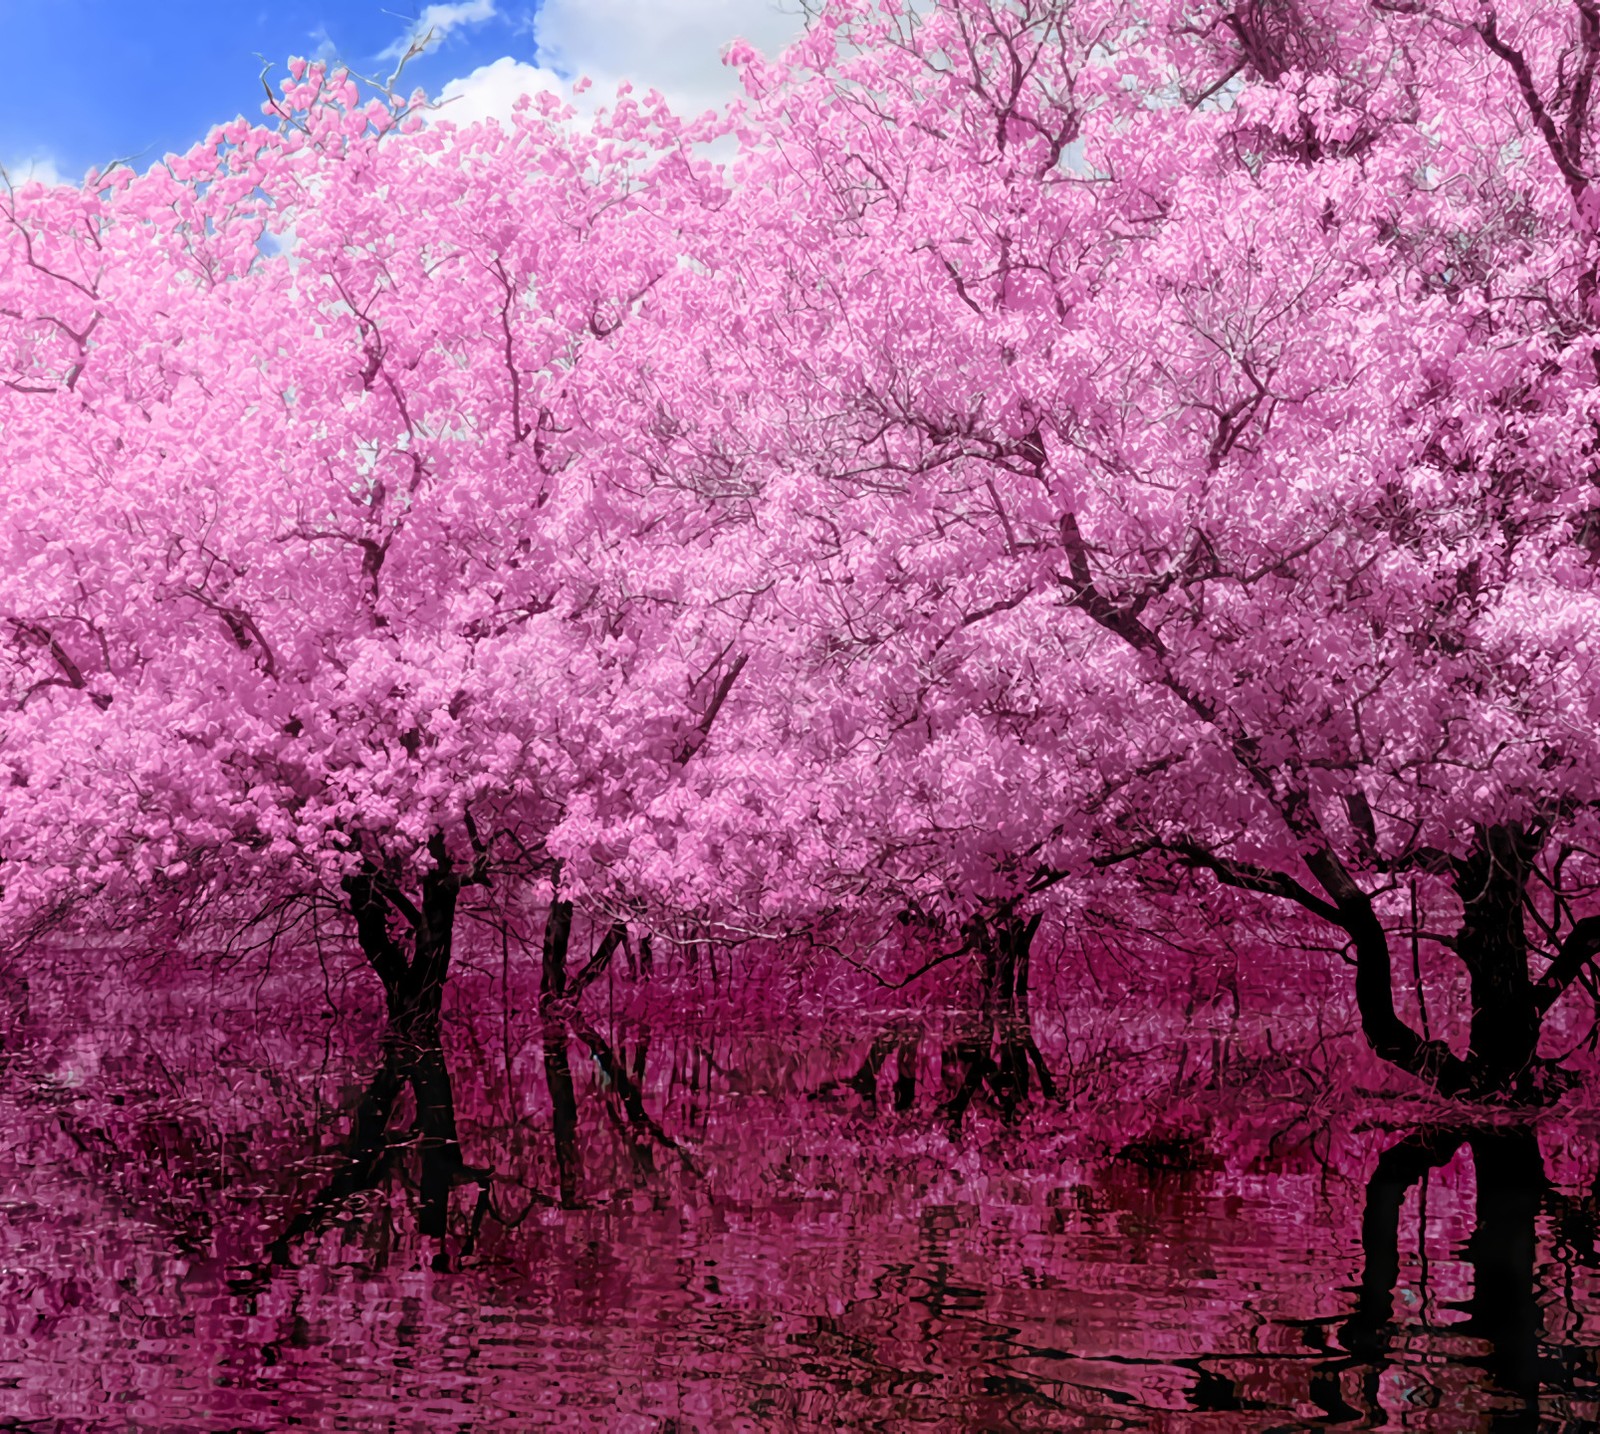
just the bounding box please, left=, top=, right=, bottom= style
left=542, top=1015, right=581, bottom=1207
left=847, top=1028, right=903, bottom=1102
left=540, top=899, right=573, bottom=1012
left=893, top=1031, right=919, bottom=1111
left=268, top=1031, right=488, bottom=1271
left=342, top=835, right=460, bottom=1038
left=408, top=1037, right=487, bottom=1269
left=398, top=836, right=458, bottom=1037
left=1461, top=1127, right=1545, bottom=1409
left=569, top=1014, right=690, bottom=1167
left=1452, top=824, right=1543, bottom=1093
left=1335, top=1125, right=1545, bottom=1423
left=975, top=913, right=1039, bottom=1021
left=269, top=1040, right=408, bottom=1266
left=945, top=912, right=1050, bottom=1128
left=1302, top=850, right=1473, bottom=1095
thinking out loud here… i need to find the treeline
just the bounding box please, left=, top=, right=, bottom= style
left=4, top=0, right=1600, bottom=1095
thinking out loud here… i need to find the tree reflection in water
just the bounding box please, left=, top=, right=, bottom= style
left=1, top=973, right=1600, bottom=1429
left=266, top=1032, right=492, bottom=1274
left=1301, top=1127, right=1549, bottom=1428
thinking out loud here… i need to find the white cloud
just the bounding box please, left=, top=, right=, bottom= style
left=380, top=0, right=498, bottom=63
left=436, top=0, right=806, bottom=127
left=437, top=56, right=569, bottom=126
left=1, top=154, right=68, bottom=188
left=540, top=0, right=805, bottom=114
left=309, top=23, right=339, bottom=64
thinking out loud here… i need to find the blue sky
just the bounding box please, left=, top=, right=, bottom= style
left=0, top=0, right=805, bottom=183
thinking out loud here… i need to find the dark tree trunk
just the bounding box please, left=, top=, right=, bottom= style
left=399, top=836, right=458, bottom=1036
left=824, top=1024, right=920, bottom=1108
left=893, top=1032, right=919, bottom=1111
left=1452, top=825, right=1543, bottom=1093
left=343, top=870, right=409, bottom=1002
left=1342, top=1129, right=1465, bottom=1360
left=1180, top=837, right=1566, bottom=1098
left=977, top=914, right=1037, bottom=1022
left=1297, top=850, right=1471, bottom=1095
left=541, top=1016, right=581, bottom=1207
left=408, top=1037, right=489, bottom=1269
left=268, top=1030, right=488, bottom=1272
left=1327, top=823, right=1553, bottom=1098
left=571, top=1013, right=686, bottom=1158
left=1460, top=1127, right=1545, bottom=1413
left=269, top=1040, right=408, bottom=1267
left=845, top=1028, right=903, bottom=1102
left=342, top=834, right=461, bottom=1039
left=540, top=899, right=573, bottom=1012
left=944, top=912, right=1051, bottom=1128
left=564, top=921, right=628, bottom=1004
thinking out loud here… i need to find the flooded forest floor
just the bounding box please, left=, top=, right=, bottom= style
left=0, top=943, right=1597, bottom=1430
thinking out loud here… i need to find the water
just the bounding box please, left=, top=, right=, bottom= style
left=0, top=961, right=1597, bottom=1430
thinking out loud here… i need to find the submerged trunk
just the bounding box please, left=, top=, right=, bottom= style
left=1186, top=828, right=1574, bottom=1098
left=826, top=1025, right=920, bottom=1109
left=846, top=1028, right=904, bottom=1102
left=1451, top=825, right=1543, bottom=1094
left=944, top=913, right=1054, bottom=1128
left=342, top=834, right=462, bottom=1038
left=893, top=1030, right=920, bottom=1111
left=269, top=1030, right=489, bottom=1272
left=1341, top=822, right=1551, bottom=1098
left=403, top=854, right=458, bottom=1035
left=1300, top=849, right=1471, bottom=1096
left=542, top=1015, right=581, bottom=1207
left=407, top=1038, right=489, bottom=1269
left=1298, top=834, right=1565, bottom=1099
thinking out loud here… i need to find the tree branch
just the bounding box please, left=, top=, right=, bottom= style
left=1534, top=914, right=1600, bottom=1012
left=1479, top=12, right=1591, bottom=203
left=1170, top=839, right=1346, bottom=925
left=563, top=921, right=628, bottom=1004
left=677, top=652, right=748, bottom=762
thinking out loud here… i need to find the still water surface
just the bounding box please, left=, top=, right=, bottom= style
left=0, top=964, right=1596, bottom=1430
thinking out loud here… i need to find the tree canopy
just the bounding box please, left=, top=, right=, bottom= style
left=6, top=0, right=1600, bottom=1094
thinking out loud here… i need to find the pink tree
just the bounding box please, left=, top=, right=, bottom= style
left=0, top=65, right=750, bottom=1031
left=12, top=4, right=1600, bottom=1104
left=604, top=0, right=1600, bottom=1096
